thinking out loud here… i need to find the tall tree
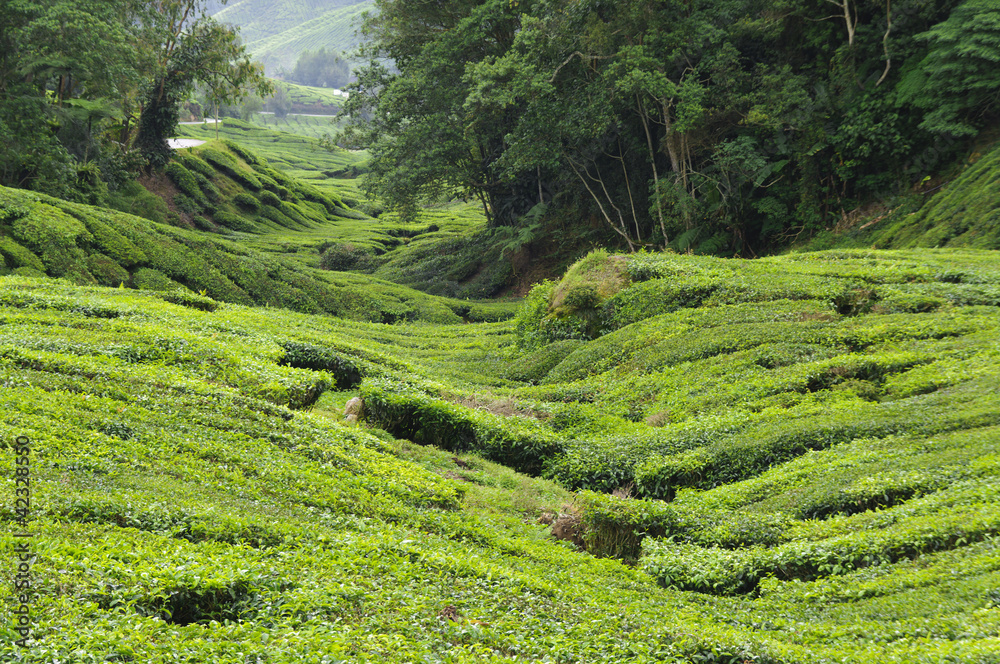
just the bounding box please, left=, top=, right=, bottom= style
left=897, top=0, right=1000, bottom=136
left=0, top=0, right=271, bottom=196
left=344, top=0, right=981, bottom=256
left=341, top=0, right=525, bottom=225
left=135, top=0, right=272, bottom=168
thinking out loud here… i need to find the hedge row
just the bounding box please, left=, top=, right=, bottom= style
left=361, top=379, right=564, bottom=475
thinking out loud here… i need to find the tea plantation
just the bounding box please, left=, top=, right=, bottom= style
left=1, top=226, right=999, bottom=660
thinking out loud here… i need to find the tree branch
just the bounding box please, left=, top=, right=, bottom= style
left=565, top=153, right=636, bottom=250
left=876, top=0, right=892, bottom=86
left=549, top=52, right=615, bottom=83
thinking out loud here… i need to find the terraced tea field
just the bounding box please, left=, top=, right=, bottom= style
left=0, top=229, right=998, bottom=661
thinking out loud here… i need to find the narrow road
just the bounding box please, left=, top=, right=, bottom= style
left=167, top=139, right=206, bottom=149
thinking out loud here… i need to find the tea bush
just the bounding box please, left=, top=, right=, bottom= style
left=164, top=162, right=209, bottom=209
left=3, top=156, right=1000, bottom=661
left=0, top=184, right=502, bottom=325
left=201, top=147, right=263, bottom=191
left=362, top=379, right=564, bottom=475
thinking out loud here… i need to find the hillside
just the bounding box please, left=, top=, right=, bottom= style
left=804, top=142, right=1000, bottom=253
left=0, top=136, right=511, bottom=324
left=167, top=123, right=519, bottom=300
left=1, top=244, right=998, bottom=662
left=2, top=0, right=1000, bottom=652
left=271, top=82, right=352, bottom=115
left=213, top=0, right=371, bottom=74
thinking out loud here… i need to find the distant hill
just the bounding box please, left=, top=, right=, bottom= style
left=212, top=0, right=372, bottom=75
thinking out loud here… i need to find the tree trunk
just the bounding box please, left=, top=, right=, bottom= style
left=661, top=102, right=694, bottom=230
left=876, top=0, right=892, bottom=86
left=638, top=97, right=667, bottom=246
left=825, top=0, right=857, bottom=45
left=566, top=154, right=637, bottom=251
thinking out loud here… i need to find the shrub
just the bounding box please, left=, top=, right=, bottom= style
left=221, top=138, right=261, bottom=165
left=642, top=480, right=1000, bottom=594
left=578, top=491, right=677, bottom=562
left=155, top=289, right=219, bottom=312
left=506, top=340, right=585, bottom=383
left=0, top=236, right=45, bottom=272
left=132, top=267, right=185, bottom=291
left=86, top=254, right=129, bottom=286
left=297, top=183, right=341, bottom=214
left=277, top=341, right=362, bottom=389
left=193, top=171, right=222, bottom=202
left=177, top=153, right=217, bottom=179
left=7, top=200, right=91, bottom=278
left=319, top=243, right=376, bottom=272
left=278, top=201, right=310, bottom=226
left=233, top=192, right=261, bottom=213
left=173, top=192, right=203, bottom=215
left=165, top=162, right=208, bottom=207
left=74, top=211, right=146, bottom=267
left=213, top=211, right=257, bottom=233
left=259, top=190, right=282, bottom=207
left=200, top=148, right=262, bottom=191
left=258, top=204, right=297, bottom=229
left=104, top=179, right=169, bottom=224
left=362, top=379, right=564, bottom=475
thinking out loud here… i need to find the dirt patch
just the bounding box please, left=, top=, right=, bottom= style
left=551, top=512, right=584, bottom=548
left=452, top=393, right=550, bottom=421
left=833, top=202, right=890, bottom=233
left=138, top=172, right=196, bottom=229
left=508, top=243, right=568, bottom=297
left=546, top=505, right=584, bottom=549
left=438, top=605, right=462, bottom=622
left=799, top=311, right=838, bottom=322
left=644, top=410, right=672, bottom=428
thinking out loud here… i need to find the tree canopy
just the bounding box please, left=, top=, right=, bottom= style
left=287, top=48, right=351, bottom=89
left=342, top=0, right=991, bottom=255
left=0, top=0, right=271, bottom=199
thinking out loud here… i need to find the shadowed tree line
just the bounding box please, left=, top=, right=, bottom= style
left=340, top=0, right=1000, bottom=255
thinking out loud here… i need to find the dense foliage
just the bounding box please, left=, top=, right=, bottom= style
left=287, top=48, right=351, bottom=89
left=343, top=0, right=1000, bottom=253
left=802, top=135, right=1000, bottom=251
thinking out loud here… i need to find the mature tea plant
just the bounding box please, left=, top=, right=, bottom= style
left=2, top=239, right=997, bottom=662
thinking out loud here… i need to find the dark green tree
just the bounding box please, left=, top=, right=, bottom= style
left=898, top=0, right=1000, bottom=136
left=288, top=48, right=351, bottom=89
left=341, top=0, right=524, bottom=225
left=135, top=1, right=272, bottom=168
left=0, top=0, right=270, bottom=195
left=344, top=0, right=983, bottom=255
left=0, top=0, right=144, bottom=199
